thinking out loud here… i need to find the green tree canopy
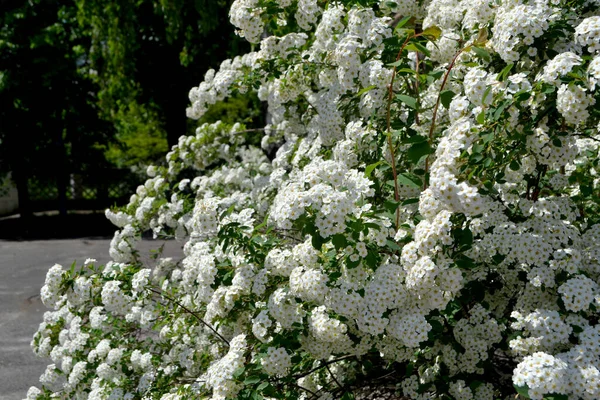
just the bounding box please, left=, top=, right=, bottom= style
left=76, top=0, right=252, bottom=153
left=0, top=0, right=111, bottom=216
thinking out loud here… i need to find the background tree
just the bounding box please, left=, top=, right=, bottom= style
left=0, top=0, right=261, bottom=223
left=0, top=0, right=112, bottom=218
left=75, top=0, right=256, bottom=157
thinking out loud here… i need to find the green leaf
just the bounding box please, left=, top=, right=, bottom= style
left=429, top=319, right=444, bottom=332
left=422, top=25, right=442, bottom=40
left=396, top=67, right=418, bottom=76
left=471, top=46, right=491, bottom=63
left=544, top=394, right=569, bottom=400
left=329, top=271, right=342, bottom=280
left=394, top=15, right=412, bottom=32
left=469, top=280, right=486, bottom=302
left=387, top=59, right=404, bottom=67
left=356, top=85, right=377, bottom=97
left=455, top=257, right=477, bottom=269
left=70, top=260, right=77, bottom=274
left=220, top=203, right=236, bottom=219
left=406, top=141, right=434, bottom=164
left=402, top=198, right=419, bottom=205
left=493, top=101, right=508, bottom=121
left=251, top=392, right=264, bottom=400
left=542, top=84, right=556, bottom=94
left=405, top=362, right=414, bottom=377
left=396, top=173, right=423, bottom=188
left=340, top=393, right=355, bottom=400
left=429, top=70, right=444, bottom=80
left=384, top=199, right=400, bottom=213
left=405, top=41, right=431, bottom=57
left=497, top=63, right=514, bottom=82
left=386, top=240, right=401, bottom=251
left=244, top=376, right=261, bottom=385
left=514, top=90, right=531, bottom=102
left=514, top=385, right=531, bottom=399
left=440, top=90, right=456, bottom=109
left=401, top=134, right=427, bottom=144
left=311, top=233, right=324, bottom=250
left=365, top=251, right=378, bottom=268
left=332, top=234, right=347, bottom=250
left=396, top=94, right=417, bottom=109
left=455, top=227, right=473, bottom=250
left=509, top=160, right=520, bottom=171
left=472, top=143, right=485, bottom=155
left=233, top=367, right=245, bottom=379
left=476, top=110, right=485, bottom=124
left=346, top=257, right=360, bottom=269
left=364, top=161, right=382, bottom=177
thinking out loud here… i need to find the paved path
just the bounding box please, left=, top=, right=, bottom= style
left=0, top=239, right=182, bottom=400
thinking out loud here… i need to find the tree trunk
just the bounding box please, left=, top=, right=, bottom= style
left=13, top=166, right=31, bottom=220
left=164, top=76, right=190, bottom=149
left=56, top=128, right=68, bottom=218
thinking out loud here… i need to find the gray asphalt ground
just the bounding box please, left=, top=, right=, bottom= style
left=0, top=239, right=182, bottom=400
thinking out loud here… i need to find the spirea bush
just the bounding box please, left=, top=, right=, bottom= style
left=27, top=0, right=600, bottom=399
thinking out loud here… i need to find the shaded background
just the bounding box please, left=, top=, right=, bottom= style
left=0, top=1, right=262, bottom=397
left=0, top=0, right=263, bottom=239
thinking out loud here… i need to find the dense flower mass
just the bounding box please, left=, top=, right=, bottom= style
left=28, top=0, right=600, bottom=399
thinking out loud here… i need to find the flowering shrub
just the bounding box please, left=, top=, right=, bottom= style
left=27, top=0, right=600, bottom=399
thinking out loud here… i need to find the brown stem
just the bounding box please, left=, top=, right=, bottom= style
left=326, top=363, right=343, bottom=389
left=531, top=165, right=547, bottom=202
left=386, top=34, right=420, bottom=229
left=292, top=355, right=356, bottom=380
left=388, top=14, right=409, bottom=28
left=424, top=47, right=466, bottom=190
left=293, top=383, right=318, bottom=397
left=414, top=55, right=421, bottom=126
left=147, top=287, right=230, bottom=346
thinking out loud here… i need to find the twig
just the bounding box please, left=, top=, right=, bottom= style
left=230, top=127, right=285, bottom=135
left=414, top=54, right=421, bottom=126
left=326, top=363, right=343, bottom=389
left=147, top=287, right=230, bottom=346
left=292, top=355, right=356, bottom=380
left=388, top=14, right=406, bottom=28
left=292, top=383, right=319, bottom=397
left=424, top=47, right=466, bottom=190
left=386, top=33, right=419, bottom=229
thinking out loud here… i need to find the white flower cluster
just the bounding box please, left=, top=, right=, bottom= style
left=29, top=0, right=600, bottom=399
left=556, top=83, right=595, bottom=125
left=271, top=157, right=374, bottom=237
left=491, top=1, right=551, bottom=62
left=575, top=16, right=600, bottom=53
left=538, top=52, right=582, bottom=84
left=260, top=347, right=292, bottom=376
left=40, top=264, right=64, bottom=309
left=202, top=334, right=247, bottom=400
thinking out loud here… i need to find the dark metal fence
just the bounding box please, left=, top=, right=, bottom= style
left=27, top=168, right=141, bottom=212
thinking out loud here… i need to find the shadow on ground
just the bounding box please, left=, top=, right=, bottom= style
left=0, top=212, right=116, bottom=240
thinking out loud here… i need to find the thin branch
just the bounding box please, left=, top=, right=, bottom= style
left=414, top=53, right=421, bottom=126
left=292, top=383, right=319, bottom=397
left=230, top=127, right=285, bottom=135
left=424, top=46, right=466, bottom=190
left=388, top=14, right=406, bottom=28
left=326, top=363, right=343, bottom=389
left=386, top=34, right=417, bottom=230
left=292, top=355, right=356, bottom=380
left=571, top=133, right=600, bottom=142
left=147, top=287, right=230, bottom=346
